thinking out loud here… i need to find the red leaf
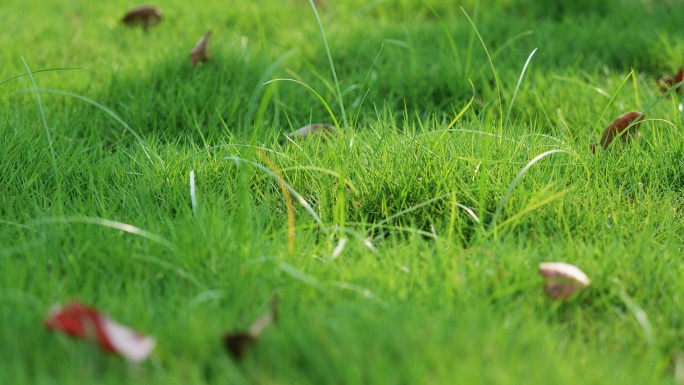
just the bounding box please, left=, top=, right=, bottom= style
left=45, top=301, right=155, bottom=362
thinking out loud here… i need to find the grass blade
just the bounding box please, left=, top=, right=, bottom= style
left=29, top=216, right=175, bottom=250
left=487, top=149, right=569, bottom=234
left=190, top=170, right=198, bottom=218
left=21, top=57, right=61, bottom=212
left=0, top=67, right=83, bottom=87
left=264, top=78, right=341, bottom=130
left=22, top=88, right=158, bottom=167
left=505, top=48, right=537, bottom=126
left=461, top=8, right=502, bottom=133
left=593, top=70, right=634, bottom=134
left=307, top=0, right=347, bottom=128
left=224, top=156, right=327, bottom=232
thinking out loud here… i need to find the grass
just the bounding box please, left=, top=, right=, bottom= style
left=2, top=0, right=684, bottom=383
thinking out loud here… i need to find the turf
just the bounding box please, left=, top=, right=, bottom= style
left=2, top=0, right=684, bottom=384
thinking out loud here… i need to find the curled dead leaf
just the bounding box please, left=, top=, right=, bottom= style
left=590, top=111, right=644, bottom=153
left=44, top=301, right=155, bottom=362
left=279, top=123, right=337, bottom=145
left=538, top=262, right=590, bottom=301
left=190, top=31, right=212, bottom=67
left=122, top=5, right=162, bottom=30
left=223, top=297, right=278, bottom=361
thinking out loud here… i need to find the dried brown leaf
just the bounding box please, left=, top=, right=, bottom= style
left=590, top=111, right=644, bottom=153
left=190, top=31, right=212, bottom=67
left=223, top=333, right=255, bottom=361
left=121, top=5, right=162, bottom=30
left=223, top=297, right=278, bottom=361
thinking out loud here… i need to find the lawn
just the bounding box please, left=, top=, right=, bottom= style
left=2, top=0, right=684, bottom=384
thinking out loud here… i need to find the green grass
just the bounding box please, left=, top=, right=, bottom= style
left=2, top=0, right=684, bottom=384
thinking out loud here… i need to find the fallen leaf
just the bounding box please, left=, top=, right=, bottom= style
left=190, top=31, right=212, bottom=67
left=223, top=297, right=278, bottom=361
left=121, top=5, right=162, bottom=30
left=279, top=123, right=337, bottom=145
left=658, top=68, right=683, bottom=94
left=538, top=262, right=590, bottom=301
left=590, top=111, right=644, bottom=153
left=45, top=301, right=155, bottom=362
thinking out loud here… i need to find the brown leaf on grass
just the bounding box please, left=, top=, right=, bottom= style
left=44, top=301, right=155, bottom=362
left=658, top=68, right=683, bottom=94
left=122, top=5, right=162, bottom=30
left=278, top=123, right=337, bottom=145
left=590, top=111, right=644, bottom=153
left=538, top=262, right=590, bottom=301
left=223, top=297, right=278, bottom=361
left=190, top=31, right=212, bottom=67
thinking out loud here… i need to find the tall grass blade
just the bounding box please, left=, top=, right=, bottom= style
left=487, top=149, right=569, bottom=234
left=461, top=8, right=502, bottom=132
left=21, top=57, right=61, bottom=210
left=307, top=0, right=348, bottom=127
left=505, top=48, right=537, bottom=126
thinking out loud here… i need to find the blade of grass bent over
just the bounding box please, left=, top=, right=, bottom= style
left=0, top=67, right=83, bottom=87
left=29, top=216, right=175, bottom=250
left=487, top=149, right=569, bottom=234
left=25, top=88, right=158, bottom=167
left=264, top=78, right=341, bottom=130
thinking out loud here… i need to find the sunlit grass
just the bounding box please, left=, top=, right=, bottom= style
left=2, top=0, right=684, bottom=384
